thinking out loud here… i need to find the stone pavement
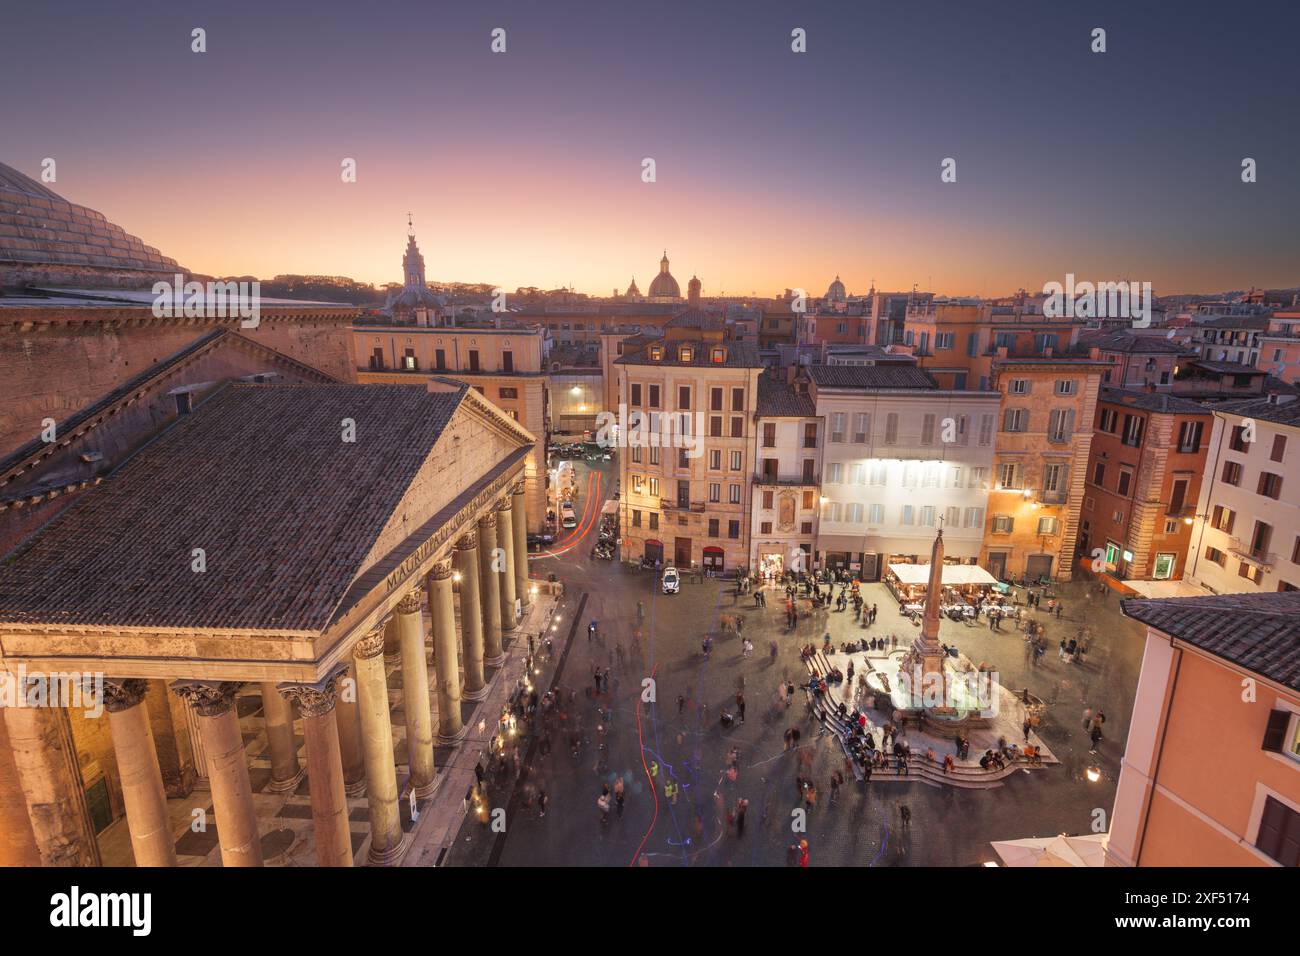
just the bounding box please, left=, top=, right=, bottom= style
left=440, top=468, right=1146, bottom=867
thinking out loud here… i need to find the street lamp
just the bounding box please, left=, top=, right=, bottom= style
left=1085, top=765, right=1102, bottom=783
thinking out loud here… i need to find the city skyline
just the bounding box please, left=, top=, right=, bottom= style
left=4, top=0, right=1299, bottom=296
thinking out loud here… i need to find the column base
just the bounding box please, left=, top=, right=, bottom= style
left=366, top=833, right=411, bottom=867
left=344, top=779, right=367, bottom=798
left=484, top=654, right=506, bottom=668
left=412, top=777, right=438, bottom=801
left=437, top=724, right=470, bottom=745
left=265, top=767, right=306, bottom=794
left=463, top=684, right=489, bottom=701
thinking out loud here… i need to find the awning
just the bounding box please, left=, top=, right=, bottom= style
left=990, top=833, right=1108, bottom=867
left=887, top=563, right=998, bottom=587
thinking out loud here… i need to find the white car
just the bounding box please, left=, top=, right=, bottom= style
left=661, top=567, right=680, bottom=594
left=560, top=502, right=578, bottom=529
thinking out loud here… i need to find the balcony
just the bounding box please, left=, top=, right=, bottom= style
left=1227, top=537, right=1275, bottom=567
left=754, top=474, right=819, bottom=487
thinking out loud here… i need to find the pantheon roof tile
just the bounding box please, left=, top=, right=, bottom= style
left=0, top=384, right=466, bottom=633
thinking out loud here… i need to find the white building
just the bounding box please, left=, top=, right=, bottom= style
left=1184, top=396, right=1300, bottom=595
left=797, top=364, right=1001, bottom=580
left=750, top=372, right=822, bottom=576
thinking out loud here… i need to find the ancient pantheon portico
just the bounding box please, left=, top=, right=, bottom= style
left=0, top=380, right=538, bottom=867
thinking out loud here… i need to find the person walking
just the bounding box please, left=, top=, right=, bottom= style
left=736, top=691, right=746, bottom=723
left=614, top=776, right=625, bottom=817
left=1055, top=602, right=1063, bottom=620
left=899, top=804, right=912, bottom=827
left=677, top=694, right=686, bottom=715
left=735, top=798, right=749, bottom=837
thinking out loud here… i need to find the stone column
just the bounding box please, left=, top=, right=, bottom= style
left=1, top=698, right=100, bottom=866
left=382, top=616, right=401, bottom=665
left=260, top=682, right=303, bottom=793
left=103, top=679, right=177, bottom=867
left=352, top=625, right=406, bottom=865
left=171, top=681, right=263, bottom=867
left=335, top=661, right=366, bottom=797
left=496, top=497, right=519, bottom=634
left=512, top=483, right=531, bottom=609
left=427, top=560, right=466, bottom=741
left=455, top=531, right=487, bottom=699
left=478, top=511, right=505, bottom=665
left=395, top=590, right=436, bottom=797
left=279, top=667, right=353, bottom=867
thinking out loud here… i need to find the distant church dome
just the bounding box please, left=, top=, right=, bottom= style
left=385, top=215, right=443, bottom=319
left=648, top=251, right=681, bottom=301
left=826, top=275, right=846, bottom=303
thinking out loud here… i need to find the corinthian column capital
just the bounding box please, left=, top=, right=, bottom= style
left=479, top=511, right=498, bottom=531
left=456, top=529, right=479, bottom=551
left=353, top=623, right=387, bottom=661
left=171, top=680, right=243, bottom=717
left=100, top=677, right=149, bottom=713
left=278, top=666, right=347, bottom=718
left=395, top=590, right=423, bottom=615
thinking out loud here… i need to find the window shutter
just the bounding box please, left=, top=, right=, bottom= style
left=1003, top=409, right=1014, bottom=431
left=1262, top=709, right=1290, bottom=752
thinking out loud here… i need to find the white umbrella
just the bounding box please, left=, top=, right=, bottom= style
left=990, top=833, right=1108, bottom=867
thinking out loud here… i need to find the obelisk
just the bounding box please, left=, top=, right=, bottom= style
left=911, top=529, right=952, bottom=712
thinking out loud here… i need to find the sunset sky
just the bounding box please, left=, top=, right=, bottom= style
left=4, top=0, right=1298, bottom=297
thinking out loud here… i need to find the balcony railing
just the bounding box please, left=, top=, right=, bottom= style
left=754, top=474, right=819, bottom=487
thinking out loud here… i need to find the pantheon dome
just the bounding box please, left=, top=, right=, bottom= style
left=0, top=161, right=184, bottom=289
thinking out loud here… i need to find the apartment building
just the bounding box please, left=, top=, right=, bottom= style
left=750, top=372, right=822, bottom=576
left=354, top=322, right=549, bottom=530
left=1080, top=388, right=1212, bottom=582
left=1079, top=330, right=1192, bottom=390
left=796, top=364, right=1001, bottom=580
left=616, top=333, right=764, bottom=572
left=1258, top=310, right=1300, bottom=385
left=983, top=350, right=1106, bottom=581
left=1192, top=314, right=1269, bottom=366
left=901, top=298, right=1083, bottom=391
left=1112, top=592, right=1300, bottom=866
left=1184, top=397, right=1300, bottom=595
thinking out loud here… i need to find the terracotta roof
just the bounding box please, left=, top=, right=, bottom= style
left=1121, top=592, right=1300, bottom=691
left=1197, top=314, right=1270, bottom=330
left=615, top=339, right=763, bottom=368
left=805, top=364, right=937, bottom=390
left=1212, top=396, right=1300, bottom=428
left=1098, top=387, right=1211, bottom=416
left=0, top=383, right=467, bottom=632
left=666, top=309, right=724, bottom=331
left=1080, top=330, right=1190, bottom=354
left=1190, top=359, right=1263, bottom=374
left=756, top=372, right=815, bottom=417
